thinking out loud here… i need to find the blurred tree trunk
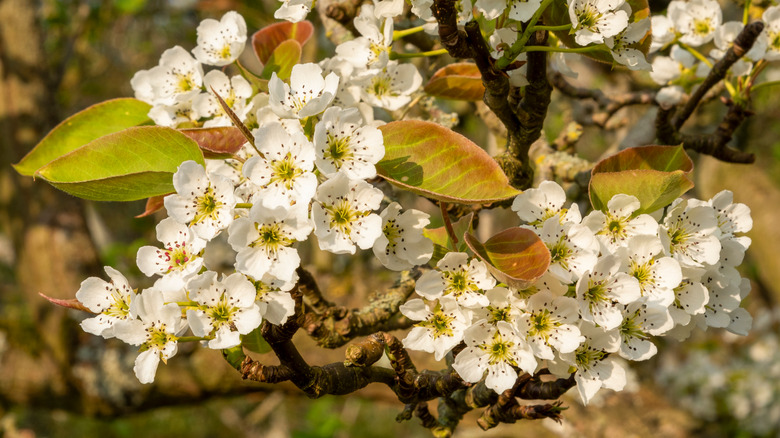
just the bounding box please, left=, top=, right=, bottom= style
left=0, top=0, right=102, bottom=411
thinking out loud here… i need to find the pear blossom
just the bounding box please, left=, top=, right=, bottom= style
left=621, top=235, right=682, bottom=306
left=191, top=12, right=247, bottom=66
left=650, top=15, right=676, bottom=53
left=186, top=272, right=262, bottom=349
left=668, top=276, right=709, bottom=328
left=726, top=307, right=753, bottom=336
left=656, top=85, right=686, bottom=109
left=515, top=272, right=568, bottom=299
left=313, top=107, right=385, bottom=179
left=113, top=288, right=185, bottom=384
left=318, top=57, right=361, bottom=108
left=164, top=160, right=236, bottom=240
left=312, top=173, right=384, bottom=254
left=689, top=190, right=752, bottom=240
left=710, top=22, right=765, bottom=76
left=243, top=123, right=318, bottom=210
left=568, top=0, right=630, bottom=46
left=353, top=61, right=422, bottom=111
left=400, top=297, right=470, bottom=361
left=335, top=5, right=393, bottom=69
left=472, top=287, right=526, bottom=325
left=76, top=266, right=136, bottom=338
left=251, top=273, right=297, bottom=325
left=136, top=217, right=207, bottom=293
left=275, top=0, right=312, bottom=22
left=617, top=302, right=673, bottom=361
left=606, top=18, right=652, bottom=71
left=762, top=6, right=780, bottom=61
left=227, top=205, right=312, bottom=282
left=372, top=202, right=433, bottom=270
left=193, top=70, right=253, bottom=127
left=539, top=218, right=599, bottom=284
left=512, top=180, right=581, bottom=227
left=674, top=0, right=721, bottom=47
left=575, top=255, right=641, bottom=330
left=148, top=97, right=201, bottom=127
left=516, top=291, right=584, bottom=360
left=488, top=28, right=528, bottom=87
left=660, top=200, right=721, bottom=268
left=268, top=63, right=339, bottom=119
left=415, top=252, right=496, bottom=308
left=452, top=321, right=537, bottom=393
left=551, top=51, right=579, bottom=79
left=374, top=0, right=404, bottom=18
left=549, top=322, right=625, bottom=405
left=581, top=193, right=658, bottom=252
left=130, top=46, right=203, bottom=106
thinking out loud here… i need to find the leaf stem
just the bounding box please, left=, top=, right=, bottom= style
left=529, top=24, right=571, bottom=32
left=751, top=79, right=780, bottom=92
left=743, top=0, right=751, bottom=25
left=495, top=0, right=555, bottom=69
left=389, top=48, right=449, bottom=59
left=177, top=336, right=212, bottom=342
left=522, top=44, right=608, bottom=54
left=393, top=25, right=426, bottom=41
left=235, top=202, right=253, bottom=209
left=440, top=202, right=458, bottom=248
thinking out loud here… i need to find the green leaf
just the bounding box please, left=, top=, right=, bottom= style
left=35, top=126, right=205, bottom=202
left=242, top=326, right=271, bottom=354
left=179, top=127, right=247, bottom=158
left=377, top=121, right=520, bottom=204
left=424, top=63, right=485, bottom=101
left=14, top=98, right=152, bottom=176
left=260, top=39, right=302, bottom=81
left=252, top=20, right=314, bottom=65
left=423, top=213, right=474, bottom=266
left=464, top=227, right=550, bottom=289
left=589, top=145, right=694, bottom=214
left=543, top=0, right=651, bottom=64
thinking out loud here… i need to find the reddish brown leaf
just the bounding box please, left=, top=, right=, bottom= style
left=424, top=63, right=485, bottom=101
left=39, top=292, right=95, bottom=314
left=179, top=127, right=247, bottom=158
left=136, top=194, right=169, bottom=218
left=252, top=21, right=314, bottom=65
left=464, top=227, right=550, bottom=290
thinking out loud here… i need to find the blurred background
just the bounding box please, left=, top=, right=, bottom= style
left=1, top=0, right=779, bottom=436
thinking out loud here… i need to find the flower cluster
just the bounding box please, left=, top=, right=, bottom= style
left=649, top=1, right=780, bottom=108
left=77, top=10, right=433, bottom=384
left=401, top=181, right=753, bottom=404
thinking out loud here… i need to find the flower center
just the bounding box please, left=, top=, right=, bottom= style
left=479, top=332, right=517, bottom=366
left=205, top=297, right=235, bottom=327
left=325, top=134, right=353, bottom=165
left=575, top=345, right=606, bottom=371
left=584, top=280, right=608, bottom=305
left=165, top=246, right=192, bottom=272
left=419, top=307, right=455, bottom=338
left=692, top=18, right=713, bottom=36
left=370, top=77, right=393, bottom=97
left=576, top=4, right=601, bottom=30
left=271, top=154, right=303, bottom=189
left=193, top=186, right=222, bottom=224
left=220, top=44, right=232, bottom=60
left=488, top=305, right=512, bottom=324
left=146, top=323, right=176, bottom=348
left=325, top=199, right=362, bottom=235
left=382, top=219, right=401, bottom=254
left=548, top=238, right=572, bottom=266
left=252, top=222, right=291, bottom=253
left=527, top=309, right=554, bottom=340
left=619, top=309, right=648, bottom=341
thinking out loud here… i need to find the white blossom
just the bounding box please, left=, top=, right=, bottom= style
left=130, top=46, right=203, bottom=106
left=313, top=107, right=385, bottom=179
left=186, top=272, right=262, bottom=349
left=453, top=321, right=537, bottom=393
left=335, top=5, right=393, bottom=69
left=606, top=18, right=652, bottom=71
left=269, top=63, right=339, bottom=119
left=228, top=205, right=312, bottom=282
left=568, top=0, right=630, bottom=46
left=136, top=217, right=207, bottom=293
left=763, top=6, right=780, bottom=61
left=372, top=202, right=433, bottom=270
left=660, top=200, right=721, bottom=268
left=192, top=11, right=247, bottom=66
left=76, top=266, right=136, bottom=338
left=243, top=122, right=318, bottom=210
left=621, top=235, right=682, bottom=307
left=575, top=255, right=641, bottom=330
left=251, top=273, right=297, bottom=325
left=674, top=0, right=722, bottom=47
left=472, top=287, right=526, bottom=325
left=512, top=180, right=582, bottom=227
left=312, top=173, right=384, bottom=254
left=516, top=291, right=584, bottom=360
left=113, top=288, right=185, bottom=384
left=353, top=61, right=422, bottom=111
left=539, top=218, right=599, bottom=284
left=400, top=297, right=469, bottom=361
left=415, top=252, right=496, bottom=308
left=193, top=70, right=253, bottom=127
left=164, top=160, right=237, bottom=240
left=275, top=0, right=312, bottom=22
left=581, top=193, right=658, bottom=252
left=617, top=302, right=673, bottom=360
